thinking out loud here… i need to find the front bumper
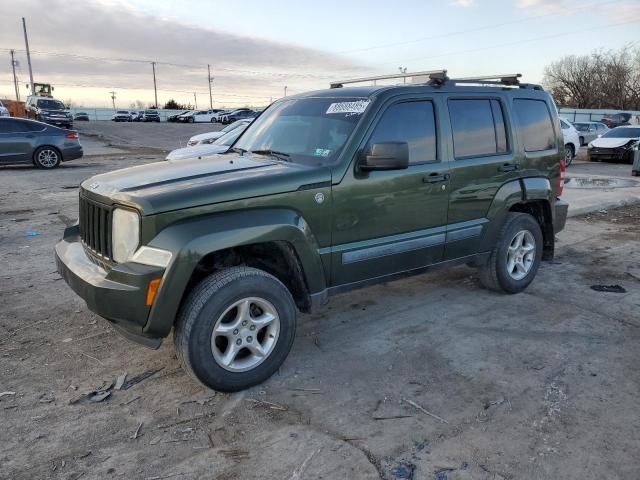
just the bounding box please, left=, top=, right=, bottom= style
left=43, top=117, right=72, bottom=127
left=554, top=198, right=569, bottom=234
left=588, top=148, right=633, bottom=162
left=55, top=224, right=165, bottom=348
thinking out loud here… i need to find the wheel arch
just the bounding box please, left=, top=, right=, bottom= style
left=142, top=208, right=327, bottom=338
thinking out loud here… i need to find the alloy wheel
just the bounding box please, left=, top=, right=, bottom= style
left=210, top=297, right=280, bottom=372
left=506, top=230, right=536, bottom=281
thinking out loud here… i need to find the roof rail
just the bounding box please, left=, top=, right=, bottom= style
left=330, top=69, right=447, bottom=88
left=448, top=73, right=523, bottom=86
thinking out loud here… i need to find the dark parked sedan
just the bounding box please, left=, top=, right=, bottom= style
left=0, top=118, right=83, bottom=169
left=74, top=112, right=90, bottom=121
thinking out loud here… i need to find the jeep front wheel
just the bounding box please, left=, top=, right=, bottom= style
left=478, top=212, right=543, bottom=294
left=174, top=267, right=297, bottom=392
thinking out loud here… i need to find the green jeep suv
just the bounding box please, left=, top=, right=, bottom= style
left=56, top=71, right=568, bottom=391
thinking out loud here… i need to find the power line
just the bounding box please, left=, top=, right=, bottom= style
left=381, top=18, right=640, bottom=68
left=336, top=0, right=625, bottom=55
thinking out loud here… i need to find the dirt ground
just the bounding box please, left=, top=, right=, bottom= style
left=1, top=150, right=640, bottom=480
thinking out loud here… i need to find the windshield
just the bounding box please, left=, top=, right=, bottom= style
left=234, top=97, right=369, bottom=164
left=117, top=111, right=128, bottom=114
left=215, top=125, right=248, bottom=146
left=145, top=110, right=157, bottom=114
left=602, top=127, right=640, bottom=139
left=37, top=99, right=65, bottom=110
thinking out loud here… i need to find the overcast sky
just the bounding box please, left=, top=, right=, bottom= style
left=1, top=0, right=638, bottom=108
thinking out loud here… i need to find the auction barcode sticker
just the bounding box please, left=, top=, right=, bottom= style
left=326, top=100, right=370, bottom=115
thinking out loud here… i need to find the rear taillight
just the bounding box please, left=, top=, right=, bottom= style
left=65, top=132, right=79, bottom=139
left=558, top=158, right=566, bottom=196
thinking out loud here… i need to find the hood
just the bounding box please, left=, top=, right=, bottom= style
left=81, top=153, right=331, bottom=215
left=591, top=137, right=639, bottom=149
left=189, top=131, right=225, bottom=143
left=166, top=144, right=229, bottom=160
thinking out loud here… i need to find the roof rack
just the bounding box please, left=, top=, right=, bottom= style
left=330, top=69, right=447, bottom=88
left=448, top=73, right=523, bottom=86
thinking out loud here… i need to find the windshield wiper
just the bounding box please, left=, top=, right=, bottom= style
left=250, top=149, right=291, bottom=162
left=231, top=147, right=247, bottom=155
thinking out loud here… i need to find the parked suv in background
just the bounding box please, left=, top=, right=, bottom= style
left=26, top=97, right=73, bottom=129
left=56, top=71, right=568, bottom=392
left=573, top=122, right=608, bottom=145
left=600, top=112, right=632, bottom=128
left=559, top=118, right=579, bottom=166
left=142, top=110, right=160, bottom=122
left=112, top=110, right=133, bottom=122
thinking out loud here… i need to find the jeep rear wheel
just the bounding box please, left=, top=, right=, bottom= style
left=478, top=212, right=543, bottom=294
left=174, top=267, right=297, bottom=392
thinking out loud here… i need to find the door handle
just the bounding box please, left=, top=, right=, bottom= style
left=423, top=173, right=450, bottom=183
left=498, top=163, right=518, bottom=172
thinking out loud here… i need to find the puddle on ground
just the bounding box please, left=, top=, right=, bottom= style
left=564, top=177, right=639, bottom=189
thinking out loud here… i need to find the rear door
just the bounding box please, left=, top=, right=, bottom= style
left=0, top=119, right=36, bottom=163
left=442, top=96, right=519, bottom=260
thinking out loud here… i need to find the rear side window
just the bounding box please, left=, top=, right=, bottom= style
left=368, top=101, right=437, bottom=164
left=448, top=99, right=509, bottom=159
left=513, top=99, right=556, bottom=152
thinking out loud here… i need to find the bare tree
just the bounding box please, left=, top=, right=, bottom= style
left=543, top=45, right=640, bottom=110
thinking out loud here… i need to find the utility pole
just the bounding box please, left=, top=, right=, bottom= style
left=151, top=62, right=158, bottom=108
left=22, top=17, right=35, bottom=96
left=284, top=86, right=287, bottom=97
left=207, top=64, right=213, bottom=109
left=193, top=92, right=197, bottom=109
left=109, top=91, right=116, bottom=109
left=10, top=50, right=20, bottom=102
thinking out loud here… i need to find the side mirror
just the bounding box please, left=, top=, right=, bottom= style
left=361, top=142, right=409, bottom=171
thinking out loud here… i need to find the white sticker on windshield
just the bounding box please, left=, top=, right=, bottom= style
left=326, top=100, right=370, bottom=115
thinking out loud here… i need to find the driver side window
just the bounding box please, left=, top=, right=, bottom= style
left=367, top=101, right=437, bottom=164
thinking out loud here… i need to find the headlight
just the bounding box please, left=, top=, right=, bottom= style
left=201, top=138, right=216, bottom=144
left=112, top=208, right=140, bottom=263
left=588, top=143, right=593, bottom=149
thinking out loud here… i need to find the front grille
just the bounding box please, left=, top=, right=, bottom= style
left=79, top=196, right=113, bottom=260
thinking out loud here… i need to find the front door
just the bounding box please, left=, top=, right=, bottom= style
left=330, top=98, right=450, bottom=286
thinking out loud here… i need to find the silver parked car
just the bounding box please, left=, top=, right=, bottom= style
left=573, top=122, right=609, bottom=146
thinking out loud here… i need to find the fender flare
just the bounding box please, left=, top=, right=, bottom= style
left=142, top=208, right=326, bottom=338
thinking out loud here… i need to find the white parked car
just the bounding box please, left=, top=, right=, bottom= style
left=167, top=122, right=249, bottom=161
left=588, top=126, right=640, bottom=165
left=181, top=109, right=224, bottom=123
left=0, top=100, right=9, bottom=117
left=186, top=119, right=252, bottom=146
left=560, top=118, right=580, bottom=166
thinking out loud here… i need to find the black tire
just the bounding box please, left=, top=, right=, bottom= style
left=174, top=267, right=297, bottom=392
left=188, top=117, right=194, bottom=123
left=210, top=118, right=216, bottom=123
left=478, top=212, right=543, bottom=294
left=564, top=144, right=574, bottom=167
left=33, top=146, right=61, bottom=169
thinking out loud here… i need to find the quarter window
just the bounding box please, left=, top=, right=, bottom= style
left=448, top=99, right=509, bottom=159
left=367, top=101, right=437, bottom=164
left=513, top=99, right=556, bottom=152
